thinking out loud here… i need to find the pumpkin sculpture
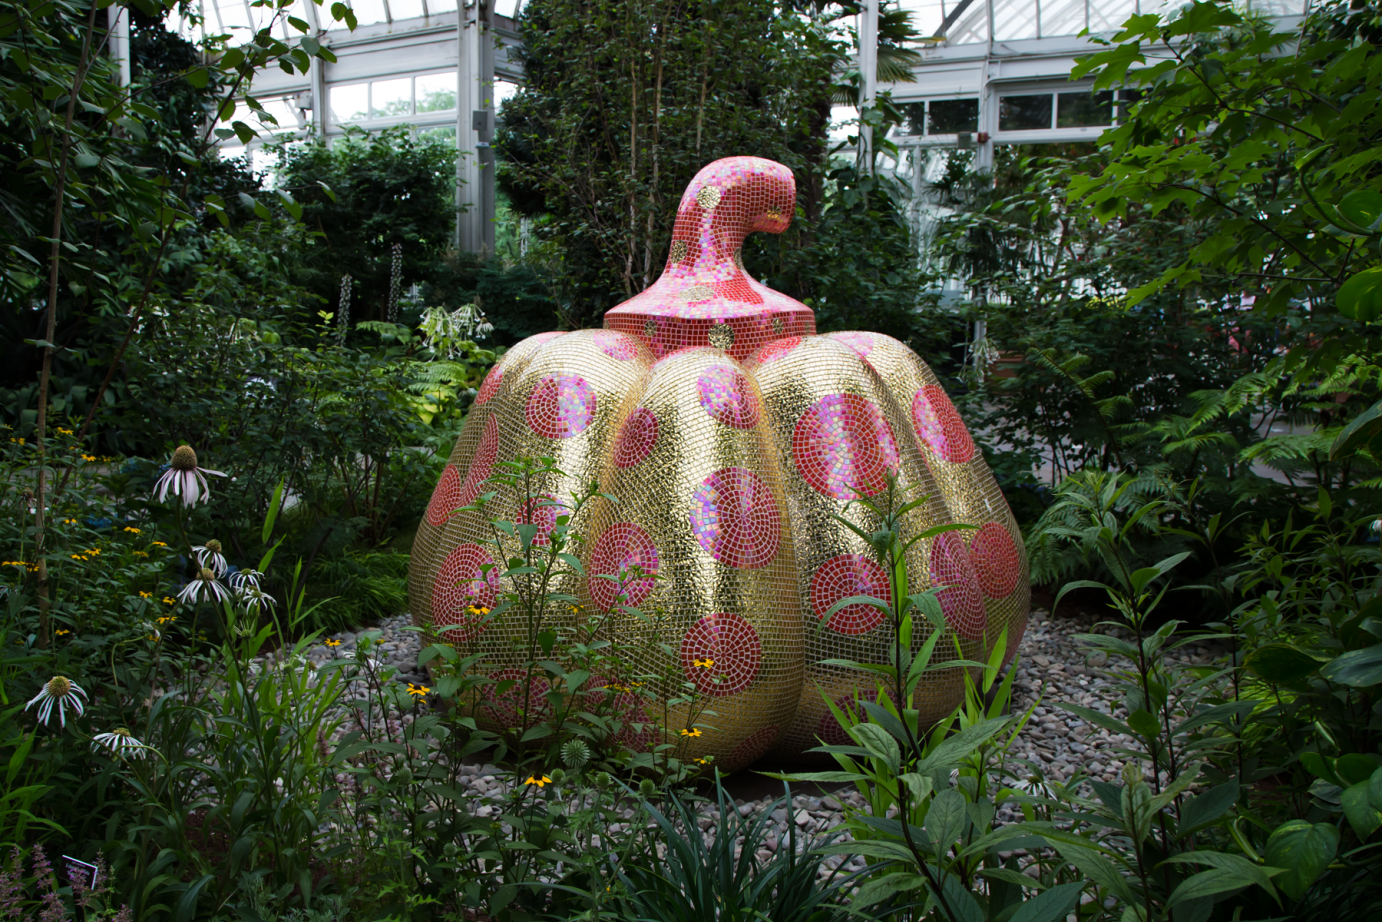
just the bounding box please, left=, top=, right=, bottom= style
left=407, top=156, right=1029, bottom=770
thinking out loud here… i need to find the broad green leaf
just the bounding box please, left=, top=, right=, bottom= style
left=1264, top=820, right=1338, bottom=901
left=1342, top=780, right=1382, bottom=839
left=1337, top=267, right=1382, bottom=322
left=1320, top=643, right=1382, bottom=687
left=1243, top=643, right=1323, bottom=684
left=1339, top=189, right=1382, bottom=232
left=1010, top=882, right=1084, bottom=922
left=926, top=789, right=967, bottom=851
left=1176, top=782, right=1239, bottom=838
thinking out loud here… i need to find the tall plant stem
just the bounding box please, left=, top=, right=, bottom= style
left=33, top=0, right=104, bottom=646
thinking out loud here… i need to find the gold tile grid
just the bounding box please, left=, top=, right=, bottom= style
left=408, top=156, right=1029, bottom=772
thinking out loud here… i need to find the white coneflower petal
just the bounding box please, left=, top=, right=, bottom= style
left=26, top=675, right=89, bottom=728
left=230, top=568, right=263, bottom=592
left=192, top=540, right=228, bottom=578
left=154, top=446, right=226, bottom=507
left=238, top=585, right=276, bottom=613
left=92, top=728, right=152, bottom=759
left=177, top=568, right=230, bottom=604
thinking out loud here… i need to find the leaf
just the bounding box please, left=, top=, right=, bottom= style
left=1264, top=820, right=1338, bottom=901
left=1337, top=267, right=1382, bottom=322
left=1342, top=780, right=1382, bottom=839
left=1010, top=882, right=1084, bottom=922
left=1127, top=708, right=1161, bottom=739
left=1165, top=868, right=1255, bottom=907
left=1176, top=782, right=1239, bottom=838
left=1339, top=189, right=1382, bottom=232
left=173, top=874, right=215, bottom=922
left=925, top=789, right=967, bottom=851
left=1243, top=643, right=1323, bottom=684
left=1160, top=850, right=1279, bottom=901
left=849, top=871, right=925, bottom=908
left=1320, top=643, right=1382, bottom=687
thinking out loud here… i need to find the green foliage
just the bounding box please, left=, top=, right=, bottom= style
left=614, top=781, right=866, bottom=922
left=271, top=128, right=459, bottom=327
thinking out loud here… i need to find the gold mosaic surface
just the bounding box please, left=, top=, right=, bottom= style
left=408, top=157, right=1029, bottom=771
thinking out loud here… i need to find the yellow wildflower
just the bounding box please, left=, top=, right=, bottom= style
left=680, top=728, right=702, bottom=738
left=162, top=597, right=176, bottom=605
left=55, top=629, right=71, bottom=636
left=524, top=775, right=553, bottom=788
left=324, top=638, right=342, bottom=648
left=693, top=658, right=715, bottom=669
left=123, top=527, right=141, bottom=534
left=139, top=591, right=152, bottom=598
left=157, top=615, right=177, bottom=625
left=406, top=683, right=430, bottom=698
left=56, top=428, right=73, bottom=435
left=151, top=541, right=168, bottom=548
left=85, top=548, right=100, bottom=556
left=132, top=551, right=147, bottom=557
left=62, top=518, right=77, bottom=524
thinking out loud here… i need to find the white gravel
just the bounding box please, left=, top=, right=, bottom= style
left=276, top=606, right=1225, bottom=870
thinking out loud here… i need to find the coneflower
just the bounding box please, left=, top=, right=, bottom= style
left=26, top=676, right=88, bottom=728
left=192, top=539, right=227, bottom=577
left=153, top=445, right=225, bottom=507
left=177, top=568, right=230, bottom=605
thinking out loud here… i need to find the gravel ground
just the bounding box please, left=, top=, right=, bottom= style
left=280, top=607, right=1224, bottom=867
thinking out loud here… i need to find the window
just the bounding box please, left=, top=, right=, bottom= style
left=371, top=77, right=412, bottom=118
left=331, top=83, right=369, bottom=124
left=416, top=73, right=458, bottom=113
left=998, top=94, right=1052, bottom=130
left=1056, top=91, right=1113, bottom=128
left=929, top=98, right=979, bottom=134
left=418, top=126, right=458, bottom=147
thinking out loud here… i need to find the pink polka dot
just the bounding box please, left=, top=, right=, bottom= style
left=518, top=494, right=566, bottom=547
left=593, top=329, right=639, bottom=361
left=589, top=523, right=659, bottom=610
left=426, top=464, right=461, bottom=527
left=831, top=331, right=879, bottom=361
left=971, top=523, right=1021, bottom=598
left=680, top=613, right=762, bottom=696
left=816, top=689, right=877, bottom=746
left=475, top=366, right=504, bottom=406
left=697, top=365, right=760, bottom=428
left=811, top=554, right=891, bottom=635
left=911, top=386, right=975, bottom=463
left=585, top=674, right=659, bottom=751
left=457, top=415, right=499, bottom=508
left=690, top=467, right=780, bottom=569
left=431, top=543, right=499, bottom=643
left=527, top=374, right=596, bottom=438
left=614, top=407, right=658, bottom=468
left=730, top=725, right=780, bottom=766
left=930, top=531, right=985, bottom=640
left=752, top=336, right=801, bottom=365
left=484, top=668, right=550, bottom=726
left=792, top=394, right=900, bottom=500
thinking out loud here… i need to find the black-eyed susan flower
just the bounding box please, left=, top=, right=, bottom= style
left=680, top=728, right=702, bottom=738
left=123, top=526, right=140, bottom=534
left=324, top=638, right=342, bottom=648
left=693, top=658, right=715, bottom=669
left=406, top=683, right=429, bottom=698
left=139, top=591, right=152, bottom=599
left=524, top=775, right=552, bottom=788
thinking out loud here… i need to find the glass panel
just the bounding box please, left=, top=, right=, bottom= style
left=220, top=145, right=247, bottom=161
left=829, top=105, right=859, bottom=142
left=350, top=0, right=389, bottom=25
left=372, top=77, right=413, bottom=118
left=897, top=0, right=948, bottom=36
left=416, top=72, right=458, bottom=112
left=1116, top=88, right=1143, bottom=120
left=929, top=98, right=979, bottom=133
left=1249, top=0, right=1307, bottom=14
left=418, top=126, right=458, bottom=147
left=253, top=96, right=299, bottom=133
left=389, top=0, right=426, bottom=19
left=905, top=102, right=926, bottom=135
left=214, top=0, right=251, bottom=30
left=945, top=0, right=988, bottom=43
left=429, top=0, right=459, bottom=12
left=1040, top=0, right=1086, bottom=36
left=991, top=0, right=1038, bottom=40
left=999, top=93, right=1053, bottom=130
left=1088, top=0, right=1136, bottom=31
left=330, top=83, right=370, bottom=124
left=492, top=0, right=521, bottom=15
left=1056, top=91, right=1113, bottom=127
left=491, top=79, right=520, bottom=111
